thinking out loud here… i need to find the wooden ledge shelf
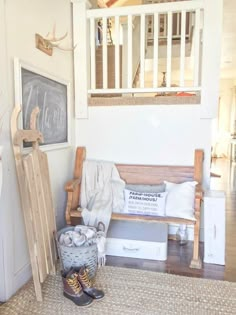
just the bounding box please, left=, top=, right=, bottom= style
left=89, top=95, right=201, bottom=106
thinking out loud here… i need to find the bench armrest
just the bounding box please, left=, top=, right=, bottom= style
left=195, top=184, right=204, bottom=200
left=65, top=177, right=82, bottom=224
left=64, top=178, right=81, bottom=192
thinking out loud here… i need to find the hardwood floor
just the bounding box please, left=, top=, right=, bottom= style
left=106, top=158, right=236, bottom=282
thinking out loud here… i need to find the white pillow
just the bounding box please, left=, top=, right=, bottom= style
left=123, top=189, right=168, bottom=217
left=164, top=181, right=198, bottom=220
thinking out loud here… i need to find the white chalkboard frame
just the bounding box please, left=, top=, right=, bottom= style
left=14, top=58, right=71, bottom=151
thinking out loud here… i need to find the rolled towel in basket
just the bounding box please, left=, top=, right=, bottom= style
left=59, top=231, right=87, bottom=247
left=72, top=233, right=87, bottom=247
left=74, top=225, right=96, bottom=240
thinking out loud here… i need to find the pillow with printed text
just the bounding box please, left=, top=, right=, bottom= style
left=123, top=189, right=168, bottom=217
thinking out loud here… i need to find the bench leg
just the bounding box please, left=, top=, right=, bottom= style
left=190, top=199, right=202, bottom=269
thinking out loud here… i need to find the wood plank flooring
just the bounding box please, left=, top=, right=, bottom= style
left=106, top=158, right=236, bottom=282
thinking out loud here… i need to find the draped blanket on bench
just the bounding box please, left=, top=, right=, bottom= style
left=80, top=160, right=125, bottom=265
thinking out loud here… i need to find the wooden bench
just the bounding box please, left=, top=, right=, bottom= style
left=65, top=147, right=204, bottom=269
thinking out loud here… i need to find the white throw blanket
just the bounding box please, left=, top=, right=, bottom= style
left=80, top=160, right=125, bottom=266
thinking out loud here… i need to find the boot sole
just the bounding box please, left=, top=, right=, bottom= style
left=63, top=292, right=94, bottom=307
left=84, top=292, right=105, bottom=301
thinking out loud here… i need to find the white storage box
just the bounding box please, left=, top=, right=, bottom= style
left=106, top=220, right=168, bottom=261
left=204, top=190, right=225, bottom=265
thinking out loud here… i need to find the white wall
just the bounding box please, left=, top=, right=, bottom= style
left=76, top=105, right=212, bottom=184
left=76, top=104, right=212, bottom=242
left=0, top=0, right=75, bottom=301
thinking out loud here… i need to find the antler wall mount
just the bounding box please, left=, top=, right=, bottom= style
left=35, top=25, right=75, bottom=56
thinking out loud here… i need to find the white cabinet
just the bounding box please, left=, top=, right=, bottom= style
left=204, top=190, right=225, bottom=265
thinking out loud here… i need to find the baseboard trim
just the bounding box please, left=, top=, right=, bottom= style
left=3, top=263, right=33, bottom=302
left=14, top=263, right=32, bottom=293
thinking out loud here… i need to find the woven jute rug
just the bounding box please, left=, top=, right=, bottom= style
left=1, top=266, right=236, bottom=315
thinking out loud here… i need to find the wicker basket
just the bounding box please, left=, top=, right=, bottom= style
left=57, top=226, right=98, bottom=279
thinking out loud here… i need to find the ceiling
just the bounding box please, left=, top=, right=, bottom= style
left=98, top=0, right=236, bottom=80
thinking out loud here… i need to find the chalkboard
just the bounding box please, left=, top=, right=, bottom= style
left=21, top=68, right=68, bottom=147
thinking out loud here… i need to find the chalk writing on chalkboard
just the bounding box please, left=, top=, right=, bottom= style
left=21, top=68, right=68, bottom=146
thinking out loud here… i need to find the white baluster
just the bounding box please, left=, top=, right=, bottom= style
left=115, top=16, right=120, bottom=89
left=180, top=10, right=186, bottom=87
left=166, top=11, right=172, bottom=87
left=194, top=8, right=200, bottom=87
left=140, top=13, right=145, bottom=88
left=153, top=12, right=159, bottom=88
left=90, top=18, right=96, bottom=90
left=127, top=15, right=133, bottom=89
left=102, top=17, right=108, bottom=89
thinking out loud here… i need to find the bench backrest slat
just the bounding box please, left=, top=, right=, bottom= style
left=116, top=164, right=195, bottom=185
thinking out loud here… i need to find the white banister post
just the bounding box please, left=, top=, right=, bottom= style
left=201, top=0, right=223, bottom=118
left=71, top=0, right=91, bottom=119
left=121, top=22, right=128, bottom=89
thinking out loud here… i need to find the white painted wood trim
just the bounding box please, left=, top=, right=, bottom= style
left=87, top=1, right=204, bottom=18
left=90, top=18, right=96, bottom=90
left=153, top=12, right=159, bottom=88
left=13, top=58, right=72, bottom=152
left=166, top=11, right=172, bottom=87
left=72, top=0, right=89, bottom=118
left=12, top=263, right=32, bottom=300
left=180, top=10, right=186, bottom=86
left=194, top=8, right=200, bottom=87
left=115, top=16, right=120, bottom=89
left=201, top=0, right=223, bottom=118
left=102, top=17, right=108, bottom=89
left=139, top=14, right=145, bottom=88
left=127, top=15, right=133, bottom=89
left=89, top=86, right=201, bottom=94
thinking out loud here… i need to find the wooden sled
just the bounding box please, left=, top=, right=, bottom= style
left=11, top=106, right=57, bottom=301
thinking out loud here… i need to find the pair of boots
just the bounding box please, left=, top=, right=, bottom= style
left=62, top=266, right=104, bottom=307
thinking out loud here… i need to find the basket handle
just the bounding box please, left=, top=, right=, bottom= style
left=97, top=221, right=105, bottom=233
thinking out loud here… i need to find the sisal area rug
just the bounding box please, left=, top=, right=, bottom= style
left=1, top=266, right=236, bottom=315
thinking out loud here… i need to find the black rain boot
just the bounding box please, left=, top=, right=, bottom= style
left=62, top=268, right=94, bottom=307
left=77, top=266, right=105, bottom=300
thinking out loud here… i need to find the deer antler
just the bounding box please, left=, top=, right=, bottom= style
left=35, top=24, right=75, bottom=55
left=45, top=24, right=68, bottom=43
